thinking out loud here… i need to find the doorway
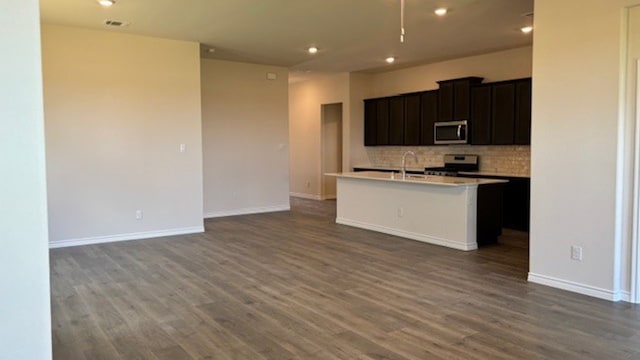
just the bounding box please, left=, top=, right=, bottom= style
left=321, top=103, right=343, bottom=200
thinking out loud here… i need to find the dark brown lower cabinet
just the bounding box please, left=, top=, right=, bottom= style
left=459, top=174, right=530, bottom=231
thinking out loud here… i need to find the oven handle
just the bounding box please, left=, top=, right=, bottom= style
left=457, top=125, right=462, bottom=139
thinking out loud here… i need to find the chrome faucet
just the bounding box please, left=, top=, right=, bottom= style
left=401, top=150, right=418, bottom=179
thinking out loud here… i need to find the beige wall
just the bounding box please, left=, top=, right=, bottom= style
left=529, top=0, right=640, bottom=301
left=42, top=25, right=204, bottom=245
left=201, top=59, right=290, bottom=216
left=369, top=46, right=532, bottom=97
left=289, top=72, right=351, bottom=199
left=0, top=1, right=52, bottom=358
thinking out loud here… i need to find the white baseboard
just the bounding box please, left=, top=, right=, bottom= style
left=49, top=226, right=205, bottom=249
left=336, top=217, right=477, bottom=251
left=204, top=204, right=290, bottom=219
left=290, top=192, right=322, bottom=200
left=528, top=272, right=630, bottom=302
left=621, top=291, right=632, bottom=302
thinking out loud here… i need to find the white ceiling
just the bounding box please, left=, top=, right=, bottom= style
left=39, top=0, right=534, bottom=74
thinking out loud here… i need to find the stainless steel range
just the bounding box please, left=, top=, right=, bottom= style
left=424, top=154, right=479, bottom=176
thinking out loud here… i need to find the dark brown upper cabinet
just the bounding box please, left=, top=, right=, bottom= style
left=363, top=97, right=390, bottom=146
left=375, top=98, right=390, bottom=145
left=363, top=76, right=531, bottom=147
left=364, top=99, right=377, bottom=146
left=437, top=77, right=483, bottom=122
left=420, top=90, right=438, bottom=145
left=388, top=96, right=405, bottom=145
left=515, top=78, right=532, bottom=145
left=404, top=93, right=422, bottom=146
left=470, top=84, right=492, bottom=145
left=491, top=82, right=516, bottom=145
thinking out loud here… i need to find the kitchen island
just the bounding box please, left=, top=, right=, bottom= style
left=329, top=171, right=507, bottom=251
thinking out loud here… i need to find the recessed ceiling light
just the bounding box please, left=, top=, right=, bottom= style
left=434, top=8, right=448, bottom=16
left=521, top=26, right=533, bottom=34
left=385, top=57, right=395, bottom=64
left=308, top=46, right=318, bottom=54
left=97, top=0, right=115, bottom=7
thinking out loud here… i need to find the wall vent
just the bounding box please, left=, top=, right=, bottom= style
left=104, top=20, right=127, bottom=27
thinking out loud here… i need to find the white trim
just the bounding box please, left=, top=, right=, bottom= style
left=290, top=192, right=322, bottom=200
left=49, top=226, right=204, bottom=249
left=632, top=59, right=640, bottom=304
left=528, top=272, right=628, bottom=302
left=204, top=204, right=290, bottom=219
left=336, top=217, right=477, bottom=251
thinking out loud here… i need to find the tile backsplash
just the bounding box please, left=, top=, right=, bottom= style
left=363, top=145, right=530, bottom=176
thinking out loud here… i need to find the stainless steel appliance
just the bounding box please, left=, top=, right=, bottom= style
left=434, top=120, right=468, bottom=144
left=424, top=154, right=479, bottom=176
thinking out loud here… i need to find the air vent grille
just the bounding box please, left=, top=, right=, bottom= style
left=104, top=20, right=127, bottom=27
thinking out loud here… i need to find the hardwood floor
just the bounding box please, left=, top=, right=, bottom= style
left=51, top=198, right=640, bottom=359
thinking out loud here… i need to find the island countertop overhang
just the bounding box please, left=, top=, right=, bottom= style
left=326, top=171, right=508, bottom=187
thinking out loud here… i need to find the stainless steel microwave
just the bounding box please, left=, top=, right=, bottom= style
left=434, top=120, right=468, bottom=144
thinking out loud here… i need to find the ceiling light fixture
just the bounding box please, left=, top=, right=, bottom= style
left=308, top=46, right=318, bottom=54
left=434, top=8, right=448, bottom=16
left=521, top=26, right=533, bottom=34
left=386, top=57, right=396, bottom=64
left=97, top=0, right=115, bottom=7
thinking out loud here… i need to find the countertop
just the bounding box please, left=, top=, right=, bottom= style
left=327, top=171, right=508, bottom=187
left=352, top=165, right=530, bottom=178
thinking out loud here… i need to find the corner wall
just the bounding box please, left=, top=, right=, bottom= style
left=201, top=59, right=290, bottom=216
left=0, top=0, right=52, bottom=357
left=42, top=25, right=204, bottom=246
left=289, top=73, right=351, bottom=199
left=529, top=0, right=640, bottom=301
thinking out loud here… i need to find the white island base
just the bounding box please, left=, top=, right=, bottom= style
left=333, top=172, right=506, bottom=251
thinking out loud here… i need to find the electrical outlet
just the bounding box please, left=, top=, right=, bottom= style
left=571, top=245, right=583, bottom=261
left=136, top=210, right=143, bottom=220
left=179, top=143, right=187, bottom=153
left=397, top=207, right=404, bottom=218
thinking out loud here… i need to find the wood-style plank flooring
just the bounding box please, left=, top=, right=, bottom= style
left=50, top=198, right=640, bottom=359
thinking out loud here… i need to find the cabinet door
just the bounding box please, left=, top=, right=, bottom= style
left=438, top=82, right=454, bottom=121
left=404, top=93, right=421, bottom=145
left=388, top=96, right=405, bottom=145
left=375, top=98, right=390, bottom=145
left=420, top=90, right=438, bottom=145
left=470, top=85, right=492, bottom=145
left=514, top=78, right=532, bottom=145
left=364, top=99, right=377, bottom=146
left=491, top=83, right=516, bottom=145
left=453, top=80, right=472, bottom=120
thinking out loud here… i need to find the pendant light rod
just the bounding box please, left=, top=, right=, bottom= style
left=400, top=0, right=405, bottom=43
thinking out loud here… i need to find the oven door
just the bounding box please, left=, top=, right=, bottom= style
left=434, top=120, right=468, bottom=144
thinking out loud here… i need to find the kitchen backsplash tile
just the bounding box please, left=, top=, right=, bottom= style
left=363, top=145, right=530, bottom=176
